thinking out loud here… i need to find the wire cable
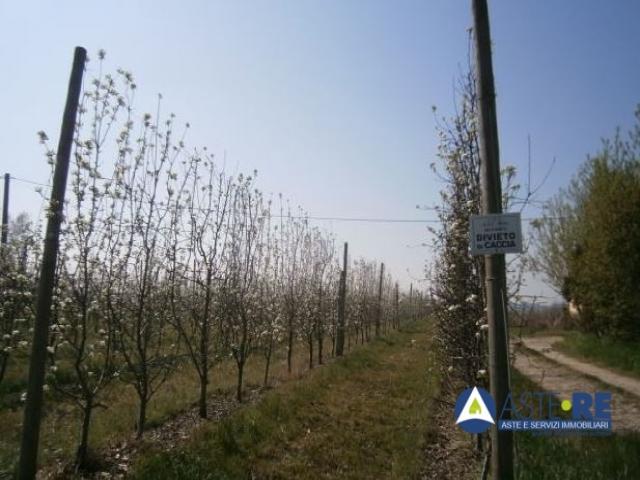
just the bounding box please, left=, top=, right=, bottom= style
left=7, top=174, right=556, bottom=225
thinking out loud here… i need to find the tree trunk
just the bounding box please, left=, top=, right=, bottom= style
left=287, top=315, right=294, bottom=374
left=263, top=340, right=273, bottom=387
left=317, top=331, right=323, bottom=365
left=0, top=354, right=7, bottom=385
left=75, top=399, right=93, bottom=470
left=198, top=373, right=208, bottom=419
left=308, top=335, right=314, bottom=369
left=236, top=360, right=245, bottom=402
left=199, top=272, right=212, bottom=418
left=136, top=395, right=148, bottom=439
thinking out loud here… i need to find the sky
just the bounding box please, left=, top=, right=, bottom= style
left=1, top=0, right=639, bottom=302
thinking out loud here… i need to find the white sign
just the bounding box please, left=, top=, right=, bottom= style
left=470, top=212, right=522, bottom=256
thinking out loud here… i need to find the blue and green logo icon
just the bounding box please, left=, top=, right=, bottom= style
left=454, top=386, right=496, bottom=434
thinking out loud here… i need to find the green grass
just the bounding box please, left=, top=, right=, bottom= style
left=513, top=370, right=640, bottom=479
left=133, top=321, right=439, bottom=480
left=510, top=324, right=570, bottom=339
left=0, top=336, right=340, bottom=475
left=0, top=376, right=26, bottom=411
left=555, top=332, right=640, bottom=379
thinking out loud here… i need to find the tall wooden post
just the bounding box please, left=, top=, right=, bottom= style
left=336, top=242, right=348, bottom=356
left=472, top=1, right=514, bottom=478
left=18, top=47, right=86, bottom=480
left=1, top=173, right=9, bottom=246
left=409, top=283, right=413, bottom=321
left=375, top=262, right=384, bottom=337
left=394, top=282, right=399, bottom=329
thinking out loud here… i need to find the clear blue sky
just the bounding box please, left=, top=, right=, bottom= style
left=1, top=1, right=639, bottom=300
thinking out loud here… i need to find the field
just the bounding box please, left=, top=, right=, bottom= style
left=0, top=336, right=351, bottom=476
left=133, top=320, right=440, bottom=479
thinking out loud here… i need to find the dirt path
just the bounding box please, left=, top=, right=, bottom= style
left=513, top=337, right=640, bottom=432
left=521, top=336, right=640, bottom=398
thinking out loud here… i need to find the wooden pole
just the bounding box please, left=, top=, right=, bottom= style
left=1, top=173, right=9, bottom=246
left=409, top=283, right=413, bottom=321
left=471, top=1, right=514, bottom=478
left=18, top=46, right=86, bottom=480
left=376, top=262, right=384, bottom=337
left=394, top=282, right=399, bottom=329
left=336, top=242, right=348, bottom=356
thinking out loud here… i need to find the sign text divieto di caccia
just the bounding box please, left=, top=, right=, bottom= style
left=470, top=212, right=523, bottom=256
